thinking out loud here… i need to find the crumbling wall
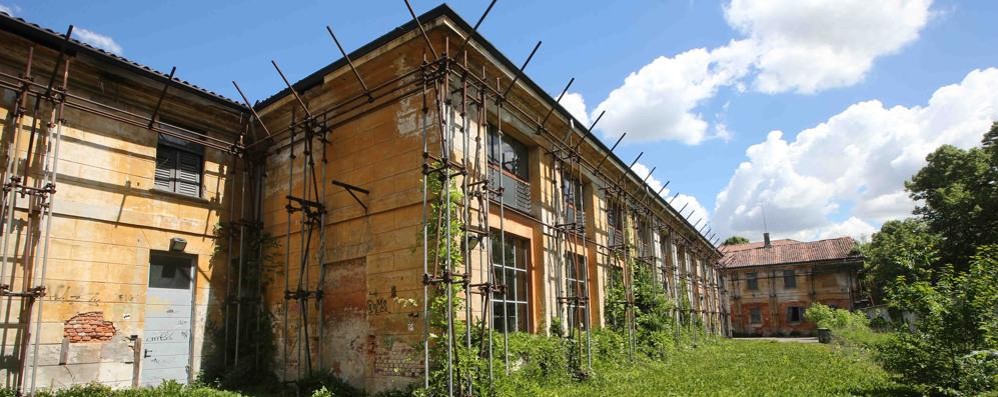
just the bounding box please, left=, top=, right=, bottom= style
left=0, top=28, right=237, bottom=391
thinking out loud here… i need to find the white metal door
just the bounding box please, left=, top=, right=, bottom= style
left=140, top=253, right=195, bottom=387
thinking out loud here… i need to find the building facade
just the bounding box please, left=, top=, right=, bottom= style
left=0, top=5, right=725, bottom=394
left=720, top=234, right=863, bottom=337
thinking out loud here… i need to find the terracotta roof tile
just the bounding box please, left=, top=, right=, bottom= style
left=720, top=237, right=860, bottom=268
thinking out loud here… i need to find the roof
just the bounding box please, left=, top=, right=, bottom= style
left=720, top=239, right=799, bottom=253
left=0, top=11, right=247, bottom=112
left=720, top=237, right=861, bottom=269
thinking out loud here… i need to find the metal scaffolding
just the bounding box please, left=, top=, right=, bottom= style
left=0, top=3, right=730, bottom=396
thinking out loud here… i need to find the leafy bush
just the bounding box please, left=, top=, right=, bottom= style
left=25, top=381, right=244, bottom=397
left=877, top=245, right=998, bottom=395
left=804, top=303, right=888, bottom=348
left=804, top=303, right=869, bottom=330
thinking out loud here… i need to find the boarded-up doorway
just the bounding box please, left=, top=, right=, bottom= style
left=140, top=252, right=195, bottom=386
left=321, top=257, right=368, bottom=387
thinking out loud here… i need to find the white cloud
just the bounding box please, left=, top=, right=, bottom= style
left=673, top=194, right=711, bottom=230
left=75, top=28, right=123, bottom=55
left=631, top=161, right=711, bottom=233
left=0, top=4, right=14, bottom=15
left=589, top=0, right=933, bottom=144
left=713, top=68, right=998, bottom=241
left=724, top=0, right=932, bottom=94
left=631, top=162, right=665, bottom=194
left=593, top=41, right=754, bottom=145
left=558, top=92, right=590, bottom=127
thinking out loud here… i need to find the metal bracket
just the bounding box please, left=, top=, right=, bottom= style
left=331, top=180, right=369, bottom=213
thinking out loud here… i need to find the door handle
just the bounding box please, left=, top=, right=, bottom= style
left=143, top=349, right=151, bottom=358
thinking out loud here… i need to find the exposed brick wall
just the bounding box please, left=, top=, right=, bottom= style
left=64, top=312, right=116, bottom=343
left=374, top=342, right=421, bottom=378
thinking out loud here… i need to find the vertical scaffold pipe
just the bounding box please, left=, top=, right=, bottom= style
left=0, top=47, right=32, bottom=296
left=461, top=72, right=473, bottom=397
left=420, top=59, right=431, bottom=393
left=496, top=92, right=510, bottom=375
left=441, top=71, right=455, bottom=397
left=283, top=112, right=295, bottom=384
left=28, top=69, right=66, bottom=395
left=479, top=85, right=495, bottom=389
left=235, top=158, right=247, bottom=366
left=623, top=195, right=635, bottom=362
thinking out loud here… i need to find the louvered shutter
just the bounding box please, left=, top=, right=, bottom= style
left=176, top=151, right=202, bottom=197
left=155, top=148, right=176, bottom=191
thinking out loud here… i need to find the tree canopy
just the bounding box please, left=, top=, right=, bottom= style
left=905, top=122, right=998, bottom=268
left=722, top=236, right=750, bottom=246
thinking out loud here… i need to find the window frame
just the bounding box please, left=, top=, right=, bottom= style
left=487, top=126, right=530, bottom=182
left=749, top=307, right=762, bottom=324
left=746, top=272, right=759, bottom=291
left=155, top=133, right=204, bottom=198
left=491, top=232, right=531, bottom=333
left=787, top=306, right=804, bottom=323
left=565, top=252, right=588, bottom=331
left=783, top=269, right=797, bottom=289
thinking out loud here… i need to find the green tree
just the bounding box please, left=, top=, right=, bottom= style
left=877, top=245, right=998, bottom=394
left=905, top=122, right=998, bottom=269
left=721, top=236, right=749, bottom=246
left=860, top=218, right=941, bottom=303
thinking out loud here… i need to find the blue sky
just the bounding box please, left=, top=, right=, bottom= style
left=6, top=1, right=998, bottom=242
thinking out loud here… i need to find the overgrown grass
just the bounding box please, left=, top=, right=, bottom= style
left=2, top=339, right=913, bottom=397
left=531, top=339, right=915, bottom=397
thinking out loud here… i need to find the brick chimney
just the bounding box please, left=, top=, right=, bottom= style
left=763, top=232, right=772, bottom=248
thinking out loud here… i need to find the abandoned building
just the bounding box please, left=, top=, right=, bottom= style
left=0, top=4, right=724, bottom=394
left=720, top=234, right=863, bottom=337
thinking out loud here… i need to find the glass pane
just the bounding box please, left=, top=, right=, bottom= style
left=149, top=254, right=193, bottom=290
left=505, top=268, right=516, bottom=300
left=504, top=239, right=515, bottom=267
left=517, top=303, right=528, bottom=332
left=493, top=302, right=505, bottom=333
left=507, top=303, right=518, bottom=332
left=516, top=242, right=528, bottom=270
left=492, top=266, right=503, bottom=299
left=491, top=234, right=503, bottom=265
left=515, top=270, right=528, bottom=301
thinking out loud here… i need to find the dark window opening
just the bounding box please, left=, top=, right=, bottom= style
left=155, top=134, right=204, bottom=198
left=562, top=173, right=585, bottom=232
left=492, top=232, right=530, bottom=333
left=749, top=307, right=762, bottom=324
left=487, top=126, right=529, bottom=181
left=787, top=306, right=804, bottom=323
left=783, top=269, right=797, bottom=289
left=746, top=272, right=759, bottom=290
left=565, top=253, right=588, bottom=331
left=148, top=252, right=193, bottom=290
left=607, top=199, right=624, bottom=247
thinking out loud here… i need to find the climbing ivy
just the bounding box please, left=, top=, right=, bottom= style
left=201, top=221, right=281, bottom=392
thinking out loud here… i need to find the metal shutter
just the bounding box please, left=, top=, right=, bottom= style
left=176, top=151, right=201, bottom=197
left=155, top=147, right=176, bottom=191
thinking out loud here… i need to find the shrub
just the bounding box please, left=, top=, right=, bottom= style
left=877, top=245, right=998, bottom=395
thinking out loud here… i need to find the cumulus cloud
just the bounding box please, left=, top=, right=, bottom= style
left=593, top=41, right=755, bottom=145
left=672, top=194, right=710, bottom=230
left=724, top=0, right=932, bottom=94
left=558, top=92, right=590, bottom=127
left=713, top=68, right=998, bottom=241
left=588, top=0, right=933, bottom=144
left=631, top=162, right=711, bottom=232
left=75, top=28, right=123, bottom=55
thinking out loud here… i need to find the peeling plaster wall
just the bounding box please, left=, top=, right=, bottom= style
left=724, top=262, right=861, bottom=336
left=0, top=29, right=239, bottom=390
